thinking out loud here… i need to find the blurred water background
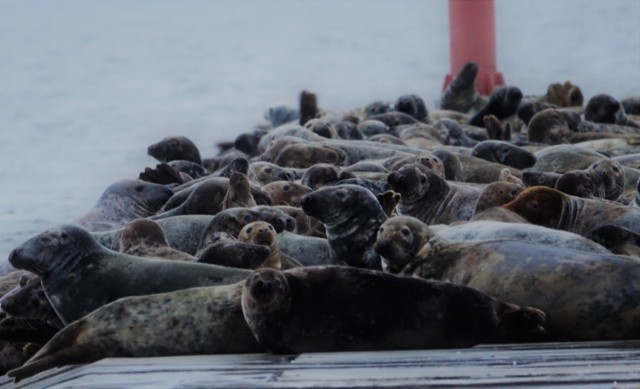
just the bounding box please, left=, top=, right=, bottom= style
left=0, top=0, right=638, bottom=259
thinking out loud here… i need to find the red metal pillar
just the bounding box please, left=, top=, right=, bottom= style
left=443, top=0, right=505, bottom=95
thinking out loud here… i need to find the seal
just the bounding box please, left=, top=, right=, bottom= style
left=471, top=140, right=536, bottom=170
left=539, top=81, right=584, bottom=107
left=304, top=118, right=339, bottom=139
left=221, top=172, right=257, bottom=209
left=262, top=181, right=312, bottom=207
left=118, top=219, right=196, bottom=261
left=585, top=93, right=639, bottom=128
left=241, top=266, right=545, bottom=354
left=8, top=225, right=252, bottom=324
left=554, top=170, right=602, bottom=199
left=237, top=222, right=281, bottom=269
left=300, top=184, right=387, bottom=269
left=586, top=225, right=640, bottom=257
left=398, top=233, right=640, bottom=341
left=334, top=120, right=364, bottom=140
left=502, top=186, right=640, bottom=237
left=196, top=232, right=272, bottom=269
left=249, top=161, right=300, bottom=184
left=273, top=143, right=347, bottom=168
left=235, top=127, right=269, bottom=157
left=300, top=163, right=355, bottom=190
left=197, top=207, right=295, bottom=254
left=440, top=61, right=486, bottom=113
left=394, top=94, right=429, bottom=123
left=374, top=216, right=611, bottom=274
left=473, top=181, right=523, bottom=214
left=468, top=86, right=523, bottom=127
left=0, top=276, right=63, bottom=330
left=72, top=179, right=173, bottom=232
left=522, top=171, right=561, bottom=188
left=0, top=339, right=31, bottom=376
left=387, top=163, right=481, bottom=225
left=147, top=135, right=202, bottom=165
left=257, top=205, right=325, bottom=238
left=7, top=282, right=263, bottom=383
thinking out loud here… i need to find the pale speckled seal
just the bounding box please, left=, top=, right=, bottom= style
left=241, top=266, right=545, bottom=354
left=399, top=234, right=640, bottom=341
left=72, top=179, right=173, bottom=232
left=502, top=186, right=640, bottom=237
left=374, top=216, right=612, bottom=274
left=300, top=184, right=387, bottom=269
left=238, top=221, right=297, bottom=270
left=7, top=282, right=262, bottom=383
left=118, top=219, right=196, bottom=261
left=553, top=159, right=625, bottom=201
left=8, top=225, right=251, bottom=324
left=387, top=163, right=481, bottom=225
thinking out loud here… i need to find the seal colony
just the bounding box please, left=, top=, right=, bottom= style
left=3, top=62, right=640, bottom=382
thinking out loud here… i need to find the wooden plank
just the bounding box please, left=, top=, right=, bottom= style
left=2, top=341, right=640, bottom=388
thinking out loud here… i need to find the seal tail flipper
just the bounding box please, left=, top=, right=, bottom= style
left=8, top=321, right=88, bottom=383
left=496, top=302, right=547, bottom=343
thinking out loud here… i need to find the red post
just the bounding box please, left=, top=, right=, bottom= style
left=443, top=0, right=505, bottom=95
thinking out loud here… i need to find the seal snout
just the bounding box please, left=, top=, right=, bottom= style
left=299, top=193, right=315, bottom=213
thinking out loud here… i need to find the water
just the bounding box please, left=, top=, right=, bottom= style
left=0, top=0, right=638, bottom=259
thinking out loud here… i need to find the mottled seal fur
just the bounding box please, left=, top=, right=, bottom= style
left=8, top=225, right=251, bottom=324
left=241, top=267, right=545, bottom=354
left=300, top=185, right=387, bottom=269
left=147, top=135, right=202, bottom=165
left=400, top=235, right=640, bottom=341
left=471, top=140, right=536, bottom=170
left=72, top=179, right=173, bottom=231
left=118, top=219, right=196, bottom=261
left=387, top=163, right=481, bottom=224
left=8, top=282, right=262, bottom=383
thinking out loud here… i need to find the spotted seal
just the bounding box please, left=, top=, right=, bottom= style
left=72, top=179, right=173, bottom=231
left=241, top=266, right=545, bottom=354
left=374, top=216, right=612, bottom=274
left=387, top=163, right=481, bottom=224
left=8, top=225, right=251, bottom=324
left=118, top=219, right=196, bottom=261
left=7, top=282, right=262, bottom=383
left=300, top=184, right=387, bottom=269
left=397, top=233, right=640, bottom=341
left=221, top=172, right=257, bottom=209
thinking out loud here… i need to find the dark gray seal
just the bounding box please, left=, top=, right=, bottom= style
left=387, top=163, right=481, bottom=225
left=8, top=225, right=251, bottom=324
left=300, top=184, right=387, bottom=269
left=468, top=86, right=523, bottom=127
left=147, top=135, right=202, bottom=165
left=471, top=140, right=536, bottom=170
left=241, top=266, right=545, bottom=354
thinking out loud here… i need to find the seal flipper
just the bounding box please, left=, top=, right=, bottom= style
left=495, top=302, right=547, bottom=343
left=139, top=163, right=187, bottom=185
left=0, top=317, right=59, bottom=345
left=8, top=321, right=88, bottom=383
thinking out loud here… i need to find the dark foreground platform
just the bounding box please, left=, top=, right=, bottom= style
left=2, top=341, right=640, bottom=388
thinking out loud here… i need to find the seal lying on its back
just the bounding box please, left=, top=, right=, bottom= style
left=7, top=282, right=263, bottom=383
left=399, top=234, right=640, bottom=341
left=9, top=225, right=251, bottom=324
left=300, top=185, right=387, bottom=269
left=72, top=179, right=173, bottom=232
left=241, top=266, right=545, bottom=354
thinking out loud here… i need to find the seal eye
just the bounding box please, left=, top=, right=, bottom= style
left=19, top=275, right=29, bottom=287
left=335, top=191, right=346, bottom=199
left=378, top=227, right=384, bottom=234
left=243, top=214, right=253, bottom=222
left=60, top=232, right=68, bottom=239
left=134, top=185, right=144, bottom=192
left=245, top=227, right=253, bottom=234
left=38, top=237, right=51, bottom=245
left=420, top=176, right=427, bottom=185
left=510, top=189, right=520, bottom=197
left=400, top=227, right=411, bottom=237
left=612, top=166, right=620, bottom=173
left=526, top=200, right=539, bottom=210
left=283, top=185, right=291, bottom=192
left=268, top=225, right=274, bottom=231
left=264, top=168, right=272, bottom=174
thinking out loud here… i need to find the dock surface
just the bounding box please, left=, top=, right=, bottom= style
left=2, top=341, right=640, bottom=388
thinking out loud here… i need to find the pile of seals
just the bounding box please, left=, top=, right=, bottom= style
left=3, top=61, right=640, bottom=382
